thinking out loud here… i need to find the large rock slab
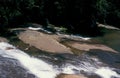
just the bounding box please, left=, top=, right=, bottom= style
left=18, top=30, right=72, bottom=54
left=56, top=74, right=87, bottom=78
left=0, top=37, right=9, bottom=42
left=70, top=42, right=117, bottom=53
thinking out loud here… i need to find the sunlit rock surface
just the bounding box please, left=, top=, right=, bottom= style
left=15, top=27, right=119, bottom=54
left=0, top=37, right=8, bottom=42
left=65, top=42, right=117, bottom=53
left=56, top=74, right=87, bottom=78
left=18, top=30, right=72, bottom=54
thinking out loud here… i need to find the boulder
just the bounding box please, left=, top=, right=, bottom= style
left=56, top=74, right=87, bottom=78
left=0, top=37, right=9, bottom=42
left=18, top=30, right=72, bottom=54
left=63, top=41, right=118, bottom=53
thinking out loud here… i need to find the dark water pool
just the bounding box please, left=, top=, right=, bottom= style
left=91, top=28, right=120, bottom=52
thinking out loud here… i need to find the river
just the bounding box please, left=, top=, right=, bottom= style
left=0, top=42, right=120, bottom=78
left=0, top=26, right=120, bottom=78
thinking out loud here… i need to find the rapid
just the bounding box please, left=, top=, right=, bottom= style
left=0, top=42, right=120, bottom=78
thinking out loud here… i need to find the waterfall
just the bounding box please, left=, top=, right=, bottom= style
left=0, top=42, right=120, bottom=78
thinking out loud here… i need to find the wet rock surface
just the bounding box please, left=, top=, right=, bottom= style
left=0, top=37, right=9, bottom=42
left=56, top=74, right=87, bottom=78
left=15, top=28, right=119, bottom=55
left=18, top=30, right=72, bottom=54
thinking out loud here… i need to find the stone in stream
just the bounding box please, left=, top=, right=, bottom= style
left=0, top=37, right=9, bottom=42
left=56, top=74, right=87, bottom=78
left=18, top=30, right=72, bottom=54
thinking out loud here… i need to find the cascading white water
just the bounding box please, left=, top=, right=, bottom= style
left=0, top=42, right=58, bottom=78
left=28, top=27, right=91, bottom=40
left=95, top=67, right=120, bottom=78
left=0, top=42, right=120, bottom=78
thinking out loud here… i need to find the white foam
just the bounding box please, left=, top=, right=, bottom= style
left=57, top=33, right=91, bottom=40
left=0, top=42, right=58, bottom=78
left=61, top=64, right=78, bottom=74
left=28, top=27, right=42, bottom=31
left=28, top=27, right=91, bottom=40
left=70, top=35, right=91, bottom=40
left=0, top=42, right=120, bottom=78
left=28, top=27, right=52, bottom=33
left=95, top=67, right=120, bottom=78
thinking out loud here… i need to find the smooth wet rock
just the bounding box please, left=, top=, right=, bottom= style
left=0, top=37, right=9, bottom=42
left=73, top=43, right=117, bottom=52
left=56, top=74, right=87, bottom=78
left=18, top=30, right=72, bottom=54
left=64, top=41, right=117, bottom=53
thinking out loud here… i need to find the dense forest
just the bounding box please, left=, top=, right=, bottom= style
left=0, top=0, right=120, bottom=36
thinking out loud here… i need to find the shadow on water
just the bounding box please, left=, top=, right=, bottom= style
left=87, top=49, right=120, bottom=69
left=38, top=52, right=120, bottom=78
left=0, top=56, right=36, bottom=78
left=92, top=27, right=120, bottom=52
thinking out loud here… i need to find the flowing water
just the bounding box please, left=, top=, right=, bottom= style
left=0, top=42, right=120, bottom=78
left=0, top=26, right=120, bottom=78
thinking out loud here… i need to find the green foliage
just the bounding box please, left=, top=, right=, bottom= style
left=96, top=0, right=109, bottom=15
left=95, top=0, right=120, bottom=27
left=47, top=24, right=67, bottom=33
left=0, top=0, right=120, bottom=36
left=96, top=0, right=110, bottom=23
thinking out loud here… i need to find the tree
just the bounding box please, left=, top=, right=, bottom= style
left=96, top=0, right=110, bottom=23
left=0, top=0, right=106, bottom=36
